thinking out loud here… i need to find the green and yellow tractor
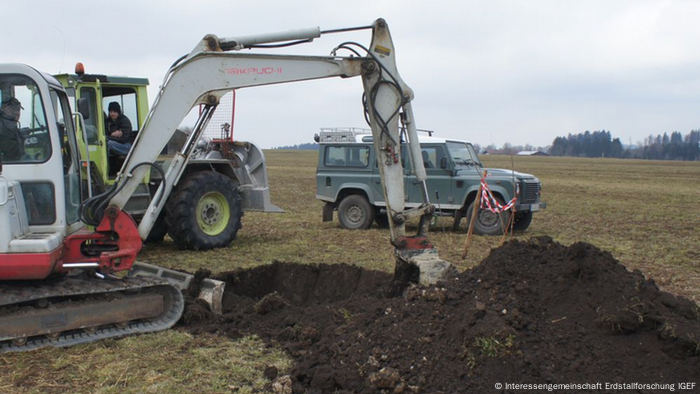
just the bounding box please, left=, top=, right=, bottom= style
left=54, top=65, right=282, bottom=250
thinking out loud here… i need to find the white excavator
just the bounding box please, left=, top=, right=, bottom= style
left=0, top=18, right=453, bottom=351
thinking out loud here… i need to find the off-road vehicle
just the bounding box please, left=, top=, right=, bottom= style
left=315, top=128, right=546, bottom=235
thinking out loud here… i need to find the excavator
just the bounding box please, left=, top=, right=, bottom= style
left=0, top=18, right=453, bottom=352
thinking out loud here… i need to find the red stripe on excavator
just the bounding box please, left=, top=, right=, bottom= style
left=0, top=210, right=142, bottom=280
left=0, top=247, right=64, bottom=280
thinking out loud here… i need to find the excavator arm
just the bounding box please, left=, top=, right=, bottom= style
left=85, top=18, right=453, bottom=284
left=115, top=53, right=364, bottom=240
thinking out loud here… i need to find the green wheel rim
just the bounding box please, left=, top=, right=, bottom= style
left=196, top=192, right=231, bottom=236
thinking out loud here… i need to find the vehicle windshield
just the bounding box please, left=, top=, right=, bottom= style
left=447, top=142, right=481, bottom=167
left=0, top=75, right=50, bottom=163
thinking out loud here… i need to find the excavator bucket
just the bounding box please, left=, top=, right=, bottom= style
left=128, top=262, right=225, bottom=315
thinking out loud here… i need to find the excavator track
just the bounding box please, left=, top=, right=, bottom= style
left=0, top=274, right=184, bottom=353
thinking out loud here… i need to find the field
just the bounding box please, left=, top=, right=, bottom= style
left=1, top=152, right=699, bottom=393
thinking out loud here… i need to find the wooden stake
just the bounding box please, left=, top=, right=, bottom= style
left=499, top=208, right=515, bottom=246
left=462, top=170, right=488, bottom=258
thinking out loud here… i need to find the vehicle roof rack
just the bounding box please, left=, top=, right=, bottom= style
left=314, top=127, right=435, bottom=144
left=316, top=127, right=370, bottom=143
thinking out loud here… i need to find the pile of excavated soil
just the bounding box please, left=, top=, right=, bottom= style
left=180, top=237, right=700, bottom=394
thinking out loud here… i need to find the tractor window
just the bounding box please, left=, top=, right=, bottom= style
left=80, top=87, right=100, bottom=144
left=0, top=75, right=51, bottom=164
left=324, top=146, right=369, bottom=167
left=103, top=89, right=138, bottom=132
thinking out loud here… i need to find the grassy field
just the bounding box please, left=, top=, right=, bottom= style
left=1, top=151, right=699, bottom=393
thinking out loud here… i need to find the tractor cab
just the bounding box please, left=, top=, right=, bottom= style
left=54, top=65, right=152, bottom=218
left=54, top=64, right=149, bottom=179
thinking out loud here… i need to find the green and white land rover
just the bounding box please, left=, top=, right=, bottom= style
left=315, top=128, right=546, bottom=235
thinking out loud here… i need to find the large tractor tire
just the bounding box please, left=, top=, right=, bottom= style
left=165, top=171, right=243, bottom=250
left=465, top=196, right=511, bottom=236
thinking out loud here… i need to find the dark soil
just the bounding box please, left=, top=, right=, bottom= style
left=180, top=237, right=700, bottom=393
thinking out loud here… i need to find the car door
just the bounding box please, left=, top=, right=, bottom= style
left=407, top=144, right=452, bottom=208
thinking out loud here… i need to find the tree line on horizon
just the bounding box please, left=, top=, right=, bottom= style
left=273, top=142, right=319, bottom=150
left=270, top=130, right=700, bottom=161
left=549, top=130, right=700, bottom=161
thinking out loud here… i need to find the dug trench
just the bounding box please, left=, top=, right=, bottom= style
left=179, top=237, right=700, bottom=394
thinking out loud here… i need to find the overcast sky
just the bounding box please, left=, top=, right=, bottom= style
left=4, top=0, right=700, bottom=148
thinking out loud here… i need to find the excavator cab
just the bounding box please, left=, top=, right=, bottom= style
left=0, top=65, right=84, bottom=278
left=0, top=65, right=220, bottom=352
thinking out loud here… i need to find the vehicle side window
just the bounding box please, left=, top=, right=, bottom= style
left=103, top=90, right=138, bottom=132
left=420, top=146, right=447, bottom=170
left=324, top=146, right=369, bottom=167
left=20, top=182, right=56, bottom=225
left=0, top=75, right=51, bottom=164
left=80, top=87, right=99, bottom=144
left=421, top=147, right=437, bottom=169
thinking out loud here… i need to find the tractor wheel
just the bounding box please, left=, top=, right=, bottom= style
left=338, top=195, right=375, bottom=230
left=465, top=196, right=511, bottom=236
left=512, top=211, right=533, bottom=232
left=165, top=171, right=243, bottom=250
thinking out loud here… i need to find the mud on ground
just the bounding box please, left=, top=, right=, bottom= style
left=180, top=237, right=700, bottom=394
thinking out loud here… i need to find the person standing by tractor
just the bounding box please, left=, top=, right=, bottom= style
left=105, top=101, right=133, bottom=156
left=0, top=97, right=25, bottom=161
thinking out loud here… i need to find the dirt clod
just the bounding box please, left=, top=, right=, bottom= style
left=369, top=367, right=402, bottom=389
left=181, top=238, right=700, bottom=393
left=254, top=293, right=289, bottom=315
left=271, top=375, right=293, bottom=394
left=264, top=365, right=279, bottom=380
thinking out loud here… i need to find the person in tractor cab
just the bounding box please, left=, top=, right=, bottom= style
left=106, top=101, right=133, bottom=156
left=0, top=97, right=25, bottom=161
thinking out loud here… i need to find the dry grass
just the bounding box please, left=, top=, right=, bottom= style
left=143, top=151, right=700, bottom=301
left=1, top=151, right=698, bottom=393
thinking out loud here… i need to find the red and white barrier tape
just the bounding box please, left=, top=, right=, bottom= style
left=479, top=178, right=517, bottom=213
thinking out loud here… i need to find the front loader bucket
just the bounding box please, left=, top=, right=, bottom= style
left=129, top=262, right=225, bottom=315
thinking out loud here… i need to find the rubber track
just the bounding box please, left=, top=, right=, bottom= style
left=0, top=276, right=184, bottom=353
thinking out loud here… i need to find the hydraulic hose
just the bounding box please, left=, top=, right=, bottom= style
left=79, top=162, right=165, bottom=227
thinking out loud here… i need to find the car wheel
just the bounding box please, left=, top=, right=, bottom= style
left=338, top=195, right=375, bottom=230
left=512, top=211, right=533, bottom=232
left=465, top=196, right=511, bottom=236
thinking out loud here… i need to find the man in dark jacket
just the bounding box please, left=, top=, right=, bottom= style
left=0, top=97, right=25, bottom=161
left=106, top=101, right=133, bottom=156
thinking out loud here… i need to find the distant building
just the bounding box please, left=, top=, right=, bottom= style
left=517, top=150, right=548, bottom=156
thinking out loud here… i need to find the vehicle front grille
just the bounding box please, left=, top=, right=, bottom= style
left=521, top=181, right=540, bottom=203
